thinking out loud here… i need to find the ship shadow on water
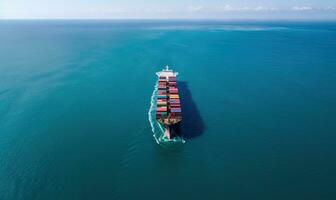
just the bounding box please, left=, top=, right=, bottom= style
left=175, top=81, right=205, bottom=139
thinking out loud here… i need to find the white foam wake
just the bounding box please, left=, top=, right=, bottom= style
left=148, top=81, right=160, bottom=144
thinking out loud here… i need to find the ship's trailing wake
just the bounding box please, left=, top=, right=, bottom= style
left=148, top=82, right=159, bottom=143
left=148, top=81, right=185, bottom=145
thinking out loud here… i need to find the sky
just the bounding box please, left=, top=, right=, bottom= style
left=1, top=0, right=336, bottom=20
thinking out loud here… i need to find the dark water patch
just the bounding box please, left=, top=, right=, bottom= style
left=178, top=81, right=205, bottom=139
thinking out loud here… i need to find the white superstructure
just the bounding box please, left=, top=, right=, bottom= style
left=156, top=66, right=178, bottom=78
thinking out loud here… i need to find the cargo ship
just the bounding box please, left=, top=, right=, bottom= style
left=155, top=66, right=182, bottom=139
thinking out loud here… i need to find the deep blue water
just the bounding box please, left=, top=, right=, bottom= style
left=0, top=20, right=336, bottom=200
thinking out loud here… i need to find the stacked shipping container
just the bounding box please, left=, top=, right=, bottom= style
left=168, top=76, right=181, bottom=116
left=156, top=76, right=168, bottom=118
left=156, top=75, right=181, bottom=121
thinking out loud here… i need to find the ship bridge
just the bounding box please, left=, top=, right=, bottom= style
left=156, top=66, right=178, bottom=78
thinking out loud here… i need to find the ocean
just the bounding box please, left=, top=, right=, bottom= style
left=0, top=20, right=335, bottom=200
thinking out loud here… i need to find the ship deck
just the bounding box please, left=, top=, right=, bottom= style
left=155, top=68, right=182, bottom=126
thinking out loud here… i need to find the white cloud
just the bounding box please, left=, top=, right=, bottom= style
left=218, top=5, right=278, bottom=12
left=290, top=6, right=336, bottom=11
left=253, top=6, right=278, bottom=11
left=254, top=6, right=266, bottom=11
left=292, top=6, right=313, bottom=11
left=187, top=5, right=203, bottom=12
left=324, top=7, right=336, bottom=10
left=221, top=5, right=235, bottom=11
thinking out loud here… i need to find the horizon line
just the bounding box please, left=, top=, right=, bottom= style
left=1, top=18, right=336, bottom=22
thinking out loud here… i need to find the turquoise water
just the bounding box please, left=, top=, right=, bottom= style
left=0, top=20, right=336, bottom=199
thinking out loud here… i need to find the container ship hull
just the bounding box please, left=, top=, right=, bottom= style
left=155, top=66, right=182, bottom=139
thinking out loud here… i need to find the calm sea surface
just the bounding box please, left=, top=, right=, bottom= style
left=0, top=20, right=336, bottom=200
